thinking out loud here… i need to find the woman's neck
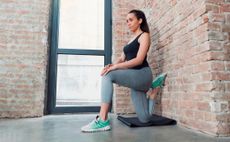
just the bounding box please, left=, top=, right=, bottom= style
left=133, top=28, right=143, bottom=36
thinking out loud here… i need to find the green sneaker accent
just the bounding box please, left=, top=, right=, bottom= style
left=81, top=116, right=111, bottom=133
left=151, top=73, right=167, bottom=89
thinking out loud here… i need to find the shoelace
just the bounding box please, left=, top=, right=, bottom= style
left=94, top=119, right=99, bottom=124
left=90, top=116, right=99, bottom=125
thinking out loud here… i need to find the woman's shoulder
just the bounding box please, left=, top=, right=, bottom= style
left=141, top=32, right=149, bottom=36
left=138, top=32, right=150, bottom=42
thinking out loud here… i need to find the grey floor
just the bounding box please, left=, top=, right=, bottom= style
left=0, top=114, right=229, bottom=142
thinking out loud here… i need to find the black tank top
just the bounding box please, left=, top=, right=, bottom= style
left=123, top=32, right=149, bottom=69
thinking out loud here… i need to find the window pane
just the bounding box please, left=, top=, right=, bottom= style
left=58, top=0, right=104, bottom=49
left=56, top=55, right=104, bottom=107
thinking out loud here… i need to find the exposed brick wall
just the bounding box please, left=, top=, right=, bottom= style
left=148, top=0, right=218, bottom=135
left=0, top=0, right=51, bottom=118
left=113, top=0, right=230, bottom=136
left=205, top=0, right=230, bottom=136
left=112, top=0, right=148, bottom=114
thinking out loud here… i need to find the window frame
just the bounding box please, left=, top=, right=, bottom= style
left=47, top=0, right=112, bottom=114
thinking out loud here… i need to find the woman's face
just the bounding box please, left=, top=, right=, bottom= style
left=126, top=13, right=142, bottom=32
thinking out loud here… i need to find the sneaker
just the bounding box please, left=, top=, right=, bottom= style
left=81, top=116, right=111, bottom=133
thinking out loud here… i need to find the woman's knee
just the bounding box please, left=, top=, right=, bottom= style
left=138, top=115, right=151, bottom=123
left=102, top=71, right=116, bottom=82
left=102, top=73, right=112, bottom=81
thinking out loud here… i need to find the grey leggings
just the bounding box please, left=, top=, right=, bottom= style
left=101, top=67, right=153, bottom=123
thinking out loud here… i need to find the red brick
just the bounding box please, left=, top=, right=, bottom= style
left=211, top=72, right=230, bottom=80
left=203, top=72, right=230, bottom=81
left=216, top=114, right=230, bottom=123
left=202, top=73, right=213, bottom=81
left=209, top=51, right=226, bottom=60
left=194, top=110, right=205, bottom=120
left=226, top=14, right=230, bottom=24
left=179, top=100, right=195, bottom=109
left=196, top=102, right=210, bottom=111
left=206, top=3, right=220, bottom=13
left=209, top=40, right=223, bottom=50
left=208, top=31, right=225, bottom=41
left=195, top=83, right=214, bottom=91
left=220, top=4, right=230, bottom=12
left=222, top=24, right=230, bottom=32
left=226, top=62, right=230, bottom=71
left=193, top=62, right=211, bottom=74
left=222, top=92, right=230, bottom=100
left=217, top=123, right=230, bottom=136
left=204, top=112, right=217, bottom=122
left=198, top=121, right=218, bottom=135
left=211, top=61, right=225, bottom=71
left=206, top=0, right=224, bottom=4
left=170, top=0, right=177, bottom=6
left=210, top=13, right=225, bottom=22
left=208, top=22, right=221, bottom=31
left=226, top=83, right=230, bottom=92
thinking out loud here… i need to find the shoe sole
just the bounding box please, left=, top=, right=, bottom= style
left=81, top=126, right=111, bottom=133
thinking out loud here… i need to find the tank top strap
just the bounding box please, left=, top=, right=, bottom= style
left=136, top=32, right=144, bottom=40
left=134, top=32, right=144, bottom=43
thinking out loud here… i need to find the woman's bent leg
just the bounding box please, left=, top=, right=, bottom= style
left=100, top=67, right=152, bottom=121
left=130, top=89, right=151, bottom=123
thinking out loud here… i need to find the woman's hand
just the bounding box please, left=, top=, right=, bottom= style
left=100, top=64, right=118, bottom=76
left=101, top=64, right=111, bottom=76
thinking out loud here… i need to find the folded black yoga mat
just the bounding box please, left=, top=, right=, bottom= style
left=117, top=114, right=177, bottom=127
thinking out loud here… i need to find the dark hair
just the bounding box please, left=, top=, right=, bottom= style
left=128, top=9, right=150, bottom=33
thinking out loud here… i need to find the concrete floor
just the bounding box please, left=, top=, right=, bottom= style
left=0, top=114, right=229, bottom=142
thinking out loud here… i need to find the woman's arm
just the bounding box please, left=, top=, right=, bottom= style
left=115, top=33, right=150, bottom=69
left=101, top=33, right=150, bottom=76
left=101, top=52, right=125, bottom=76
left=114, top=52, right=126, bottom=64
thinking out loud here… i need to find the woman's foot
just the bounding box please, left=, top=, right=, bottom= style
left=147, top=73, right=167, bottom=115
left=147, top=87, right=160, bottom=100
left=81, top=116, right=111, bottom=133
left=147, top=87, right=160, bottom=115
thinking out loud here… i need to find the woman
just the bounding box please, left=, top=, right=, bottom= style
left=81, top=9, right=156, bottom=132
